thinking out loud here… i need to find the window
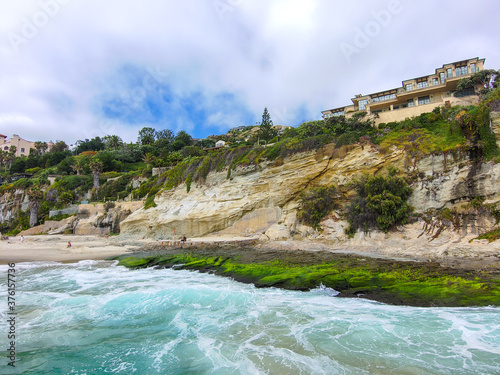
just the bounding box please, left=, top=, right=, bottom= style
left=447, top=68, right=453, bottom=78
left=416, top=81, right=429, bottom=89
left=432, top=78, right=439, bottom=86
left=3, top=146, right=8, bottom=151
left=371, top=93, right=396, bottom=102
left=470, top=63, right=476, bottom=73
left=21, top=148, right=25, bottom=153
left=455, top=66, right=468, bottom=76
left=359, top=99, right=368, bottom=110
left=405, top=83, right=413, bottom=91
left=332, top=111, right=345, bottom=117
left=418, top=96, right=430, bottom=105
left=407, top=99, right=414, bottom=107
left=440, top=72, right=445, bottom=84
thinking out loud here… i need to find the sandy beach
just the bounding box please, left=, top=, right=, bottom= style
left=0, top=234, right=260, bottom=265
left=2, top=230, right=500, bottom=273
left=0, top=235, right=143, bottom=264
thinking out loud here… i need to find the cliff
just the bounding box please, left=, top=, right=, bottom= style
left=120, top=134, right=500, bottom=245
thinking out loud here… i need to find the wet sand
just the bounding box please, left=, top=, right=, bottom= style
left=1, top=233, right=499, bottom=274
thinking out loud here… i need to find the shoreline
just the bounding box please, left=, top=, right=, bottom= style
left=2, top=234, right=500, bottom=307
left=0, top=235, right=142, bottom=265
left=1, top=233, right=499, bottom=271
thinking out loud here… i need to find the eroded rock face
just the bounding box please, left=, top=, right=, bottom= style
left=120, top=126, right=500, bottom=240
left=120, top=145, right=405, bottom=239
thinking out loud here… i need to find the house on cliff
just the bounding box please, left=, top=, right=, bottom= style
left=0, top=134, right=35, bottom=157
left=322, top=57, right=486, bottom=125
left=0, top=134, right=55, bottom=157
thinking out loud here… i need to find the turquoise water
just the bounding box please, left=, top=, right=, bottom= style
left=1, top=261, right=499, bottom=375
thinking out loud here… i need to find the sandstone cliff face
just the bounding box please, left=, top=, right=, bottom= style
left=120, top=135, right=500, bottom=240
left=0, top=189, right=27, bottom=225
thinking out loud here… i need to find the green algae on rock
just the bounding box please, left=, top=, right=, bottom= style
left=111, top=252, right=500, bottom=307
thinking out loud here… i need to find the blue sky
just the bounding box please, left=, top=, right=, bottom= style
left=0, top=0, right=499, bottom=144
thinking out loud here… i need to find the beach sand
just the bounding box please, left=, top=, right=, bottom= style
left=0, top=235, right=145, bottom=264
left=2, top=232, right=499, bottom=272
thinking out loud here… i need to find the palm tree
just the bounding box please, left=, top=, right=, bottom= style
left=0, top=150, right=5, bottom=171
left=34, top=141, right=48, bottom=155
left=6, top=146, right=16, bottom=170
left=108, top=135, right=123, bottom=150
left=142, top=152, right=156, bottom=168
left=89, top=159, right=103, bottom=189
left=28, top=186, right=44, bottom=227
left=71, top=155, right=87, bottom=176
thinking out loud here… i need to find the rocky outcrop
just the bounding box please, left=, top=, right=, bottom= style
left=120, top=144, right=403, bottom=239
left=120, top=140, right=500, bottom=240
left=18, top=201, right=142, bottom=236
left=0, top=189, right=26, bottom=225
left=73, top=202, right=142, bottom=235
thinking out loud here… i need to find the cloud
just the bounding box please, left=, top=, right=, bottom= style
left=0, top=0, right=498, bottom=144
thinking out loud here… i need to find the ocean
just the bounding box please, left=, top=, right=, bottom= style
left=1, top=260, right=499, bottom=375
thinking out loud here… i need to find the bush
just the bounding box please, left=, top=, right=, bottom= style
left=346, top=167, right=413, bottom=234
left=144, top=195, right=157, bottom=209
left=297, top=185, right=338, bottom=230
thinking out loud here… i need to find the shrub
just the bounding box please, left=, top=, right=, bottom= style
left=186, top=172, right=193, bottom=193
left=346, top=167, right=413, bottom=234
left=144, top=195, right=157, bottom=209
left=12, top=178, right=32, bottom=190
left=104, top=202, right=115, bottom=212
left=297, top=185, right=338, bottom=230
left=25, top=167, right=41, bottom=174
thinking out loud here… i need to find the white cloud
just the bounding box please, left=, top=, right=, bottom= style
left=0, top=0, right=498, bottom=144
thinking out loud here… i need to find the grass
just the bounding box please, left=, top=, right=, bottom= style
left=379, top=125, right=466, bottom=155
left=474, top=227, right=500, bottom=242
left=113, top=253, right=500, bottom=307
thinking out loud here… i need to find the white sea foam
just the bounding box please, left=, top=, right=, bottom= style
left=1, top=261, right=499, bottom=375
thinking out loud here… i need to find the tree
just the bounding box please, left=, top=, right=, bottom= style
left=174, top=130, right=192, bottom=148
left=51, top=141, right=68, bottom=153
left=156, top=129, right=174, bottom=143
left=142, top=153, right=156, bottom=168
left=138, top=127, right=156, bottom=145
left=6, top=146, right=17, bottom=170
left=74, top=137, right=105, bottom=154
left=28, top=186, right=44, bottom=227
left=71, top=155, right=88, bottom=175
left=0, top=150, right=6, bottom=171
left=102, top=135, right=123, bottom=150
left=34, top=141, right=48, bottom=155
left=89, top=159, right=103, bottom=189
left=257, top=107, right=277, bottom=144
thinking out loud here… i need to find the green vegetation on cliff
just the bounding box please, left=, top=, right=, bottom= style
left=1, top=85, right=500, bottom=234
left=113, top=252, right=500, bottom=307
left=346, top=167, right=414, bottom=234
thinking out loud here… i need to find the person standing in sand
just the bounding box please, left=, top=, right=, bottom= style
left=67, top=241, right=71, bottom=248
left=20, top=235, right=24, bottom=243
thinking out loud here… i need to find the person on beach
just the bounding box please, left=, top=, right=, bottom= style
left=20, top=235, right=24, bottom=243
left=67, top=241, right=72, bottom=248
left=181, top=236, right=187, bottom=242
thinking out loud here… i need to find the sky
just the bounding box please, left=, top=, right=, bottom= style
left=0, top=0, right=499, bottom=145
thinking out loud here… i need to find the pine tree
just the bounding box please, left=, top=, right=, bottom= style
left=258, top=107, right=277, bottom=145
